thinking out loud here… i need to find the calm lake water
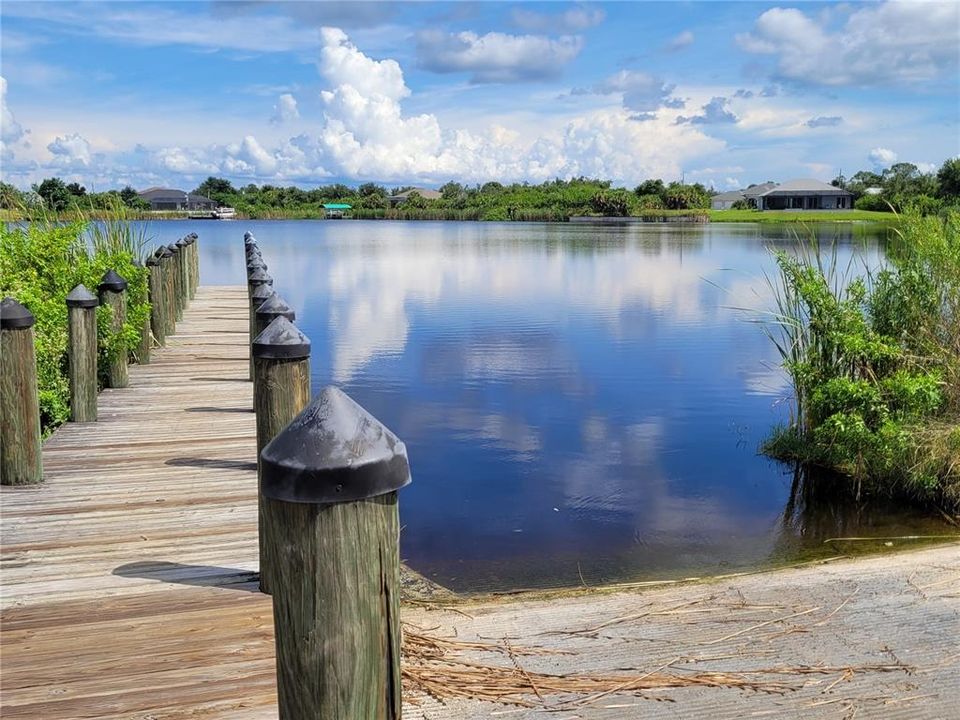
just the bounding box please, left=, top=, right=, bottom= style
left=139, top=219, right=953, bottom=592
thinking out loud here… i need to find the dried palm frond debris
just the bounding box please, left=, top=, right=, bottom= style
left=399, top=623, right=910, bottom=708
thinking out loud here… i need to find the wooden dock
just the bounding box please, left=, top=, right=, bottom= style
left=1, top=286, right=281, bottom=719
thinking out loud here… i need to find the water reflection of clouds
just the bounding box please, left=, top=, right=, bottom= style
left=326, top=241, right=719, bottom=381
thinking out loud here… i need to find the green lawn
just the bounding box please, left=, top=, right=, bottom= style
left=706, top=208, right=896, bottom=223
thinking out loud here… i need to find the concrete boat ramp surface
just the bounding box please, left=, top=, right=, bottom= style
left=1, top=286, right=957, bottom=719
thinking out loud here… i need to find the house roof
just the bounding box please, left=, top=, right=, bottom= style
left=743, top=182, right=778, bottom=197
left=711, top=190, right=746, bottom=201
left=760, top=178, right=852, bottom=196
left=138, top=188, right=215, bottom=203
left=391, top=187, right=442, bottom=200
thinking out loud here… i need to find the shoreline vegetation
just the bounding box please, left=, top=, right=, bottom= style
left=756, top=210, right=959, bottom=516
left=3, top=159, right=957, bottom=224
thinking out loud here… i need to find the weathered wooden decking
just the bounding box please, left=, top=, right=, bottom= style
left=1, top=286, right=278, bottom=718
left=2, top=285, right=958, bottom=720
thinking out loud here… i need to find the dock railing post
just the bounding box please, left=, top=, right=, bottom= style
left=186, top=233, right=199, bottom=299
left=246, top=267, right=273, bottom=380
left=98, top=269, right=129, bottom=388
left=146, top=254, right=166, bottom=346
left=132, top=259, right=151, bottom=365
left=0, top=298, right=43, bottom=485
left=168, top=243, right=184, bottom=322
left=66, top=285, right=99, bottom=422
left=261, top=387, right=409, bottom=719
left=157, top=246, right=176, bottom=336
left=175, top=237, right=189, bottom=312
left=252, top=316, right=310, bottom=595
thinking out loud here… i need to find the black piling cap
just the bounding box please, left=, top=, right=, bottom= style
left=175, top=237, right=188, bottom=248
left=153, top=246, right=166, bottom=258
left=246, top=256, right=267, bottom=273
left=167, top=242, right=180, bottom=254
left=252, top=315, right=310, bottom=360
left=255, top=293, right=295, bottom=323
left=145, top=256, right=160, bottom=267
left=243, top=231, right=254, bottom=241
left=66, top=284, right=99, bottom=308
left=260, top=386, right=411, bottom=505
left=251, top=284, right=275, bottom=306
left=247, top=267, right=273, bottom=286
left=1, top=297, right=36, bottom=329
left=159, top=246, right=174, bottom=258
left=99, top=269, right=128, bottom=293
left=190, top=232, right=198, bottom=239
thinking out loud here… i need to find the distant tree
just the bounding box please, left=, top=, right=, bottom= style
left=357, top=182, right=386, bottom=198
left=119, top=185, right=149, bottom=209
left=634, top=179, right=665, bottom=198
left=66, top=182, right=86, bottom=197
left=480, top=181, right=503, bottom=195
left=936, top=157, right=960, bottom=199
left=663, top=182, right=710, bottom=210
left=0, top=181, right=24, bottom=209
left=439, top=181, right=465, bottom=200
left=830, top=173, right=846, bottom=189
left=402, top=191, right=428, bottom=209
left=193, top=177, right=236, bottom=203
left=32, top=178, right=71, bottom=211
left=590, top=190, right=630, bottom=216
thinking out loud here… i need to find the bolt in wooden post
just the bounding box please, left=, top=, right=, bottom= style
left=261, top=387, right=409, bottom=719
left=146, top=255, right=166, bottom=346
left=1, top=298, right=43, bottom=485
left=98, top=269, right=129, bottom=389
left=252, top=316, right=310, bottom=595
left=247, top=268, right=273, bottom=380
left=167, top=243, right=184, bottom=322
left=65, top=285, right=99, bottom=423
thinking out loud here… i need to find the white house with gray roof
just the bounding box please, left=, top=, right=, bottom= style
left=757, top=179, right=853, bottom=210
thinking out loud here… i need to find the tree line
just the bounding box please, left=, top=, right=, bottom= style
left=3, top=156, right=957, bottom=218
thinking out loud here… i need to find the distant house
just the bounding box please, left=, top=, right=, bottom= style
left=743, top=182, right=778, bottom=208
left=710, top=190, right=746, bottom=210
left=138, top=187, right=217, bottom=211
left=711, top=181, right=778, bottom=210
left=388, top=187, right=442, bottom=206
left=756, top=179, right=854, bottom=210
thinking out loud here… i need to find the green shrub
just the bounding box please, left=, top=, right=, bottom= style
left=760, top=210, right=959, bottom=509
left=0, top=217, right=150, bottom=434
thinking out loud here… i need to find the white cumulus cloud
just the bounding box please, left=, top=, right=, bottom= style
left=738, top=1, right=960, bottom=86
left=47, top=133, right=92, bottom=167
left=869, top=147, right=898, bottom=167
left=270, top=93, right=299, bottom=125
left=416, top=30, right=583, bottom=83
left=573, top=70, right=683, bottom=120
left=511, top=6, right=605, bottom=33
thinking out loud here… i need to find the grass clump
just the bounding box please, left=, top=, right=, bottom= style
left=760, top=210, right=960, bottom=511
left=0, top=205, right=152, bottom=434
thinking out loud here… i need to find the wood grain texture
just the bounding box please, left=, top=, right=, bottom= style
left=0, top=324, right=43, bottom=485
left=0, top=286, right=275, bottom=718
left=67, top=304, right=98, bottom=423
left=253, top=356, right=310, bottom=595
left=100, top=288, right=128, bottom=388
left=267, top=492, right=402, bottom=720
left=148, top=263, right=167, bottom=346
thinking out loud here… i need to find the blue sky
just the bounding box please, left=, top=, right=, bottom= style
left=1, top=1, right=958, bottom=191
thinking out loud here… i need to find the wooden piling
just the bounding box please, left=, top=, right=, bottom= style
left=158, top=246, right=176, bottom=336
left=0, top=297, right=43, bottom=485
left=98, top=270, right=129, bottom=389
left=66, top=285, right=99, bottom=423
left=252, top=316, right=310, bottom=595
left=168, top=243, right=184, bottom=322
left=146, top=255, right=166, bottom=346
left=132, top=260, right=151, bottom=365
left=260, top=386, right=409, bottom=719
left=246, top=268, right=273, bottom=381
left=175, top=238, right=189, bottom=312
